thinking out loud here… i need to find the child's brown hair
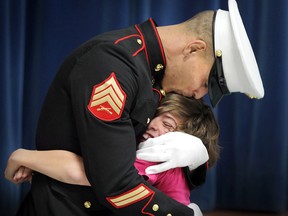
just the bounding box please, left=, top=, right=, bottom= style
left=156, top=93, right=220, bottom=167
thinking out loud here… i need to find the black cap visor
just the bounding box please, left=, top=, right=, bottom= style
left=208, top=55, right=230, bottom=107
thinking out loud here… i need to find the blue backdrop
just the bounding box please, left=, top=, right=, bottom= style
left=1, top=0, right=287, bottom=215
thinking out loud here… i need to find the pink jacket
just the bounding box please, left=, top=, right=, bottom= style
left=134, top=158, right=191, bottom=205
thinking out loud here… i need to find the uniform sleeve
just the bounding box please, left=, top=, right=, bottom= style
left=69, top=42, right=195, bottom=215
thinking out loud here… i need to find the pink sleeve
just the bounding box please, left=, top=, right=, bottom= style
left=134, top=158, right=190, bottom=205
left=134, top=158, right=159, bottom=184
left=153, top=167, right=191, bottom=206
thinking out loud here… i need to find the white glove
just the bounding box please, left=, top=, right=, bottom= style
left=188, top=203, right=203, bottom=216
left=136, top=131, right=209, bottom=174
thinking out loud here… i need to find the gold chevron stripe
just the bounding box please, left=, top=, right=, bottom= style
left=95, top=75, right=125, bottom=102
left=107, top=185, right=153, bottom=208
left=89, top=73, right=126, bottom=116
left=91, top=94, right=120, bottom=114
left=92, top=86, right=122, bottom=109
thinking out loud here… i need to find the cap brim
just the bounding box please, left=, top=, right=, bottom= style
left=228, top=0, right=264, bottom=98
left=209, top=0, right=264, bottom=107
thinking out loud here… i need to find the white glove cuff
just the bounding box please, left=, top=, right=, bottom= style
left=188, top=203, right=203, bottom=216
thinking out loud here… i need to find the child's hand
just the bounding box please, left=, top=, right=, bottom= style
left=5, top=149, right=32, bottom=184
left=12, top=166, right=33, bottom=184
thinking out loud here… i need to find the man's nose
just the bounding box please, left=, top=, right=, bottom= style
left=193, top=87, right=208, bottom=99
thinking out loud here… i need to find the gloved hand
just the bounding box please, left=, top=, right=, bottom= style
left=188, top=203, right=203, bottom=216
left=136, top=131, right=209, bottom=174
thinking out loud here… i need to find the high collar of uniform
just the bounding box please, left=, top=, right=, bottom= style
left=136, top=18, right=166, bottom=87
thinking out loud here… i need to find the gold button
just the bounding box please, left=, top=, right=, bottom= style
left=146, top=118, right=150, bottom=124
left=160, top=89, right=166, bottom=97
left=215, top=49, right=222, bottom=57
left=151, top=78, right=155, bottom=85
left=167, top=214, right=172, bottom=216
left=154, top=64, right=164, bottom=72
left=137, top=39, right=142, bottom=45
left=152, top=204, right=159, bottom=211
left=84, top=201, right=91, bottom=209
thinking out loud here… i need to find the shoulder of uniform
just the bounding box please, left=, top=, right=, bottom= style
left=114, top=32, right=145, bottom=57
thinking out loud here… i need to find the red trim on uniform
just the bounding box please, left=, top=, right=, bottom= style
left=141, top=191, right=155, bottom=216
left=132, top=45, right=145, bottom=57
left=114, top=33, right=146, bottom=57
left=135, top=25, right=149, bottom=63
left=152, top=88, right=163, bottom=101
left=149, top=17, right=166, bottom=65
left=206, top=161, right=209, bottom=169
left=114, top=34, right=140, bottom=44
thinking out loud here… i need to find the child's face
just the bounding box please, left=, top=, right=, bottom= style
left=142, top=112, right=181, bottom=140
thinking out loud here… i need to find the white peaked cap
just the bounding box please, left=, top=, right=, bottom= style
left=208, top=0, right=264, bottom=107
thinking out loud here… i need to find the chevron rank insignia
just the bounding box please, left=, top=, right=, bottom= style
left=106, top=184, right=154, bottom=208
left=88, top=73, right=126, bottom=121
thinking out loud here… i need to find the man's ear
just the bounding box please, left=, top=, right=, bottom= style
left=183, top=40, right=207, bottom=56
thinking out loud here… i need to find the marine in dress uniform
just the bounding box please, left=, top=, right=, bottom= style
left=16, top=0, right=265, bottom=215
left=16, top=18, right=201, bottom=216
